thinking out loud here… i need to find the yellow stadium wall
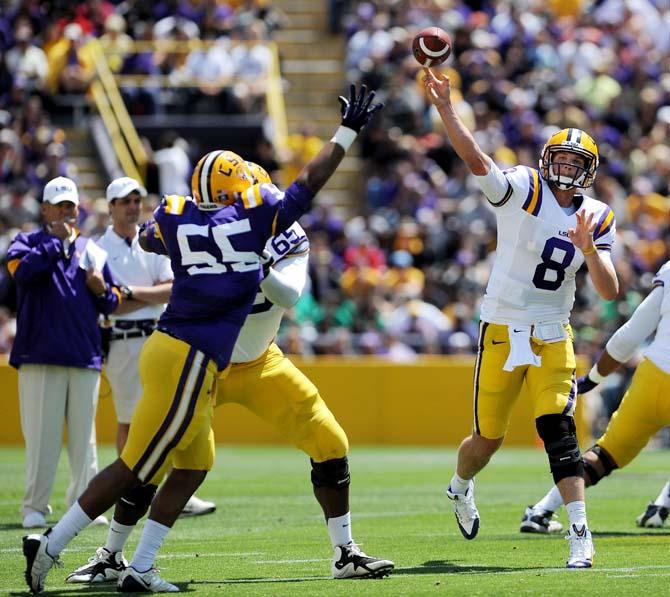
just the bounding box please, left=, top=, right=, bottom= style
left=0, top=356, right=589, bottom=447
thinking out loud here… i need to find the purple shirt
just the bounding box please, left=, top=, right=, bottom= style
left=144, top=181, right=314, bottom=370
left=8, top=229, right=120, bottom=370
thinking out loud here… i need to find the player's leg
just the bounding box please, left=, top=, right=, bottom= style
left=18, top=364, right=67, bottom=529
left=109, top=336, right=215, bottom=518
left=231, top=344, right=393, bottom=579
left=528, top=331, right=592, bottom=567
left=66, top=483, right=158, bottom=584
left=118, top=382, right=216, bottom=593
left=448, top=322, right=525, bottom=540
left=23, top=331, right=215, bottom=593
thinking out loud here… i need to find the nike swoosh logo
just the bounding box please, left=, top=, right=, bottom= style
left=492, top=340, right=506, bottom=345
left=513, top=329, right=524, bottom=333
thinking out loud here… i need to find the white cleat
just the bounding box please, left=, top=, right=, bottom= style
left=22, top=531, right=63, bottom=594
left=566, top=524, right=594, bottom=568
left=447, top=481, right=480, bottom=540
left=66, top=546, right=128, bottom=583
left=636, top=503, right=669, bottom=528
left=519, top=505, right=563, bottom=534
left=118, top=566, right=180, bottom=592
left=332, top=542, right=394, bottom=579
left=179, top=495, right=216, bottom=518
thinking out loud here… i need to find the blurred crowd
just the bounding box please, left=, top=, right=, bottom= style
left=1, top=1, right=670, bottom=435
left=0, top=0, right=283, bottom=341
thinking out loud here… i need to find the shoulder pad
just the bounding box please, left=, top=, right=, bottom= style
left=241, top=183, right=282, bottom=210
left=162, top=195, right=192, bottom=216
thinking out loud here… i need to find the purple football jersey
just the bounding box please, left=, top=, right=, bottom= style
left=144, top=181, right=314, bottom=369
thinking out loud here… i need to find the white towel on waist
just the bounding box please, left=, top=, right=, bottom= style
left=503, top=324, right=541, bottom=372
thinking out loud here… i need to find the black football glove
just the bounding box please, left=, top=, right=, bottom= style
left=576, top=375, right=599, bottom=395
left=338, top=84, right=384, bottom=133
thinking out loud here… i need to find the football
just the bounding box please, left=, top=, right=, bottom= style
left=412, top=27, right=452, bottom=67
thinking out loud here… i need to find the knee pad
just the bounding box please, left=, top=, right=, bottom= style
left=119, top=483, right=157, bottom=520
left=311, top=456, right=350, bottom=490
left=583, top=444, right=617, bottom=486
left=536, top=414, right=583, bottom=484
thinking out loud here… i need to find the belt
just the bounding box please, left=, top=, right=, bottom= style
left=110, top=328, right=154, bottom=341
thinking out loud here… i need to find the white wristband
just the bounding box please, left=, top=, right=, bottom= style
left=588, top=364, right=606, bottom=383
left=330, top=126, right=357, bottom=151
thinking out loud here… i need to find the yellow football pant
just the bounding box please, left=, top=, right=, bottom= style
left=597, top=358, right=670, bottom=467
left=473, top=322, right=577, bottom=439
left=121, top=331, right=219, bottom=485
left=217, top=343, right=348, bottom=463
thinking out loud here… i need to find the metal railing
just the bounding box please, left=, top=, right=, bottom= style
left=88, top=39, right=148, bottom=183
left=89, top=38, right=288, bottom=170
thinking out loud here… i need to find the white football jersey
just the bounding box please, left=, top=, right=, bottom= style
left=476, top=163, right=616, bottom=326
left=231, top=222, right=309, bottom=362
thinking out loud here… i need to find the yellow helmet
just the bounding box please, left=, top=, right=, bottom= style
left=191, top=150, right=253, bottom=210
left=539, top=128, right=599, bottom=190
left=245, top=161, right=272, bottom=185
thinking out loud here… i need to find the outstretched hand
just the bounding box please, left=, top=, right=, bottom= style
left=338, top=84, right=384, bottom=133
left=568, top=209, right=597, bottom=253
left=422, top=67, right=451, bottom=107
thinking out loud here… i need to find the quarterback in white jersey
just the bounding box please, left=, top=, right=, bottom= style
left=423, top=67, right=619, bottom=569
left=523, top=260, right=670, bottom=533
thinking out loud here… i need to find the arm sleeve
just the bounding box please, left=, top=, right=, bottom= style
left=605, top=286, right=664, bottom=363
left=259, top=252, right=308, bottom=309
left=473, top=159, right=512, bottom=206
left=8, top=233, right=63, bottom=284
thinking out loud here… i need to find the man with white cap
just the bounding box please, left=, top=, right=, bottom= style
left=7, top=176, right=120, bottom=529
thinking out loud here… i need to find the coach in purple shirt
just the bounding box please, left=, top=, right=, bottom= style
left=7, top=176, right=120, bottom=529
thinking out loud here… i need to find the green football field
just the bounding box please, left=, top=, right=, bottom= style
left=1, top=445, right=668, bottom=596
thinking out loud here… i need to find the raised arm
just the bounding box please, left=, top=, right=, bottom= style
left=422, top=67, right=490, bottom=176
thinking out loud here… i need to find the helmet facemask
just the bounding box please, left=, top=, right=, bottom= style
left=539, top=129, right=599, bottom=191
left=545, top=148, right=593, bottom=190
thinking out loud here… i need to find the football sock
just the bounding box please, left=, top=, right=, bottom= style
left=105, top=519, right=135, bottom=554
left=328, top=512, right=353, bottom=547
left=565, top=500, right=587, bottom=529
left=449, top=473, right=470, bottom=495
left=653, top=480, right=670, bottom=508
left=46, top=501, right=93, bottom=557
left=535, top=485, right=563, bottom=512
left=130, top=519, right=170, bottom=573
